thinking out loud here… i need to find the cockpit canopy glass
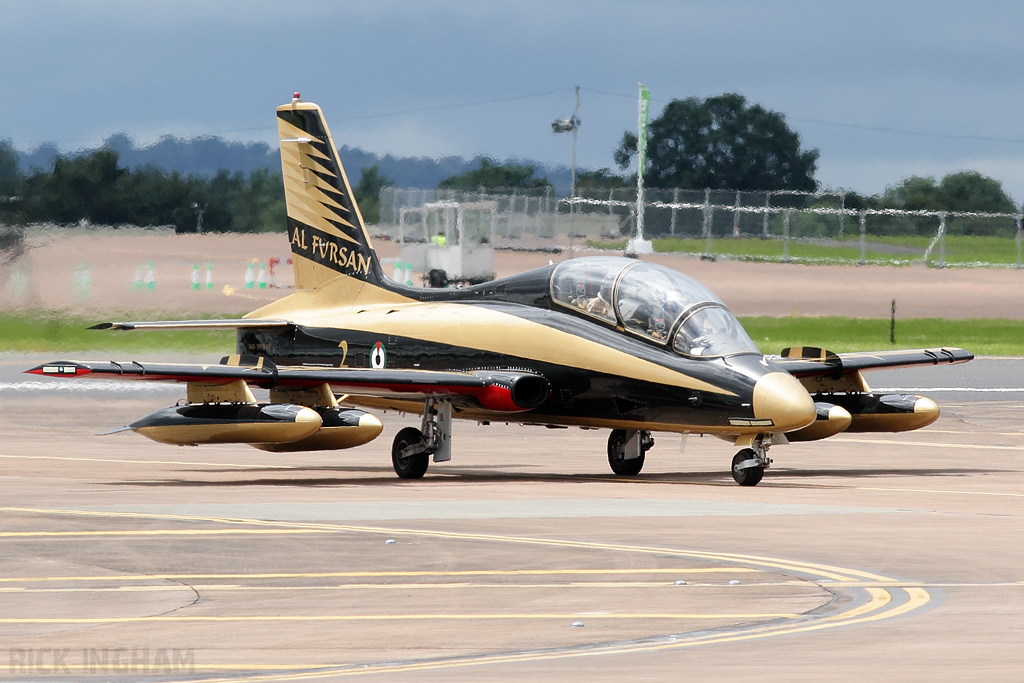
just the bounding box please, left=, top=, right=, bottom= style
left=550, top=257, right=760, bottom=358
left=672, top=304, right=759, bottom=357
left=549, top=257, right=625, bottom=325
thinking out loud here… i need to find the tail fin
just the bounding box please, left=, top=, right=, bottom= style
left=277, top=95, right=386, bottom=290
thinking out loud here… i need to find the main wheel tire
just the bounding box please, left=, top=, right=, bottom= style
left=607, top=429, right=645, bottom=476
left=392, top=427, right=429, bottom=479
left=731, top=448, right=764, bottom=487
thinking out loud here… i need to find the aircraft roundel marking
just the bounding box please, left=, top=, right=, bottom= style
left=370, top=341, right=387, bottom=369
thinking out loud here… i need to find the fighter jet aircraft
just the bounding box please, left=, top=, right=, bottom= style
left=27, top=95, right=973, bottom=486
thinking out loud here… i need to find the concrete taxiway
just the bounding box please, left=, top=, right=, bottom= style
left=0, top=362, right=1022, bottom=681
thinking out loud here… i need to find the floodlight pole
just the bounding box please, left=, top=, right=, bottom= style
left=627, top=83, right=653, bottom=256
left=569, top=86, right=580, bottom=258
left=551, top=87, right=582, bottom=258
left=192, top=202, right=205, bottom=235
left=570, top=86, right=579, bottom=201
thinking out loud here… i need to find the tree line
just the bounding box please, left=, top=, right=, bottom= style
left=0, top=141, right=285, bottom=233
left=415, top=93, right=1021, bottom=222
left=2, top=92, right=1019, bottom=235
left=0, top=141, right=390, bottom=232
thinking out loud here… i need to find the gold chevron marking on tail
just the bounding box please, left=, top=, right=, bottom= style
left=287, top=181, right=353, bottom=223
left=279, top=148, right=356, bottom=233
left=278, top=120, right=334, bottom=165
left=289, top=205, right=358, bottom=244
left=279, top=153, right=358, bottom=247
left=281, top=142, right=336, bottom=178
left=279, top=182, right=358, bottom=242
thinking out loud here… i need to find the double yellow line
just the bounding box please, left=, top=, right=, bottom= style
left=0, top=505, right=931, bottom=680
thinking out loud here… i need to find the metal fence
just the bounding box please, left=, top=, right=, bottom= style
left=379, top=187, right=1024, bottom=268
left=381, top=187, right=567, bottom=251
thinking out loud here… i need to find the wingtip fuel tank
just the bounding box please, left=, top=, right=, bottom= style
left=250, top=408, right=384, bottom=452
left=127, top=403, right=383, bottom=451
left=130, top=403, right=323, bottom=447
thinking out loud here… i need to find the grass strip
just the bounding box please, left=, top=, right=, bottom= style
left=742, top=316, right=1023, bottom=356
left=1, top=312, right=1019, bottom=357
left=587, top=235, right=1023, bottom=266
left=0, top=312, right=237, bottom=354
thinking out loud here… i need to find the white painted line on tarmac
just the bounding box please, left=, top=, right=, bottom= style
left=875, top=387, right=1024, bottom=393
left=0, top=380, right=180, bottom=393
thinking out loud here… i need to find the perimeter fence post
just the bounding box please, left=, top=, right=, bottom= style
left=838, top=193, right=846, bottom=237
left=782, top=209, right=791, bottom=262
left=608, top=188, right=615, bottom=220
left=670, top=188, right=679, bottom=237
left=1015, top=216, right=1023, bottom=269
left=938, top=212, right=947, bottom=268
left=702, top=188, right=713, bottom=257
left=762, top=192, right=771, bottom=237
left=858, top=211, right=867, bottom=265
left=532, top=196, right=541, bottom=250
left=732, top=191, right=741, bottom=237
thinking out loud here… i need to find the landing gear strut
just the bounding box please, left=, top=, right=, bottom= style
left=390, top=399, right=452, bottom=479
left=731, top=435, right=774, bottom=487
left=392, top=427, right=428, bottom=479
left=607, top=429, right=654, bottom=476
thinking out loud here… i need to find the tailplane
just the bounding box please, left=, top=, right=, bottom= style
left=277, top=94, right=386, bottom=290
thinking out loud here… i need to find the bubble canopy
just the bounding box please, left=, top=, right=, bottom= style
left=550, top=257, right=760, bottom=358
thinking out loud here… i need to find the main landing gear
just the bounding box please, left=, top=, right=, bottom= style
left=607, top=429, right=654, bottom=476
left=731, top=435, right=774, bottom=487
left=391, top=399, right=452, bottom=479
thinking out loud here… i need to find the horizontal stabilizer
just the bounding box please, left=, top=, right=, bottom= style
left=97, top=425, right=133, bottom=436
left=90, top=319, right=292, bottom=331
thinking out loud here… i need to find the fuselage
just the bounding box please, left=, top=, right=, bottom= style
left=239, top=258, right=815, bottom=435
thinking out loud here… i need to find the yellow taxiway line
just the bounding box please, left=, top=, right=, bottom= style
left=137, top=589, right=916, bottom=682
left=0, top=453, right=294, bottom=469
left=833, top=437, right=1024, bottom=451
left=0, top=505, right=893, bottom=582
left=0, top=567, right=755, bottom=583
left=0, top=611, right=802, bottom=625
left=0, top=505, right=931, bottom=680
left=0, top=529, right=329, bottom=538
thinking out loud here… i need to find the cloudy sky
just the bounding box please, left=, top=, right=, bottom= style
left=3, top=0, right=1023, bottom=202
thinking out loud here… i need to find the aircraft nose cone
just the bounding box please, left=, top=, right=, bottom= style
left=752, top=372, right=816, bottom=432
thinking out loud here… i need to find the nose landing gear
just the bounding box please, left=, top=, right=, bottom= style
left=731, top=434, right=774, bottom=486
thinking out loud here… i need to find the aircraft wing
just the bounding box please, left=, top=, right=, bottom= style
left=770, top=346, right=974, bottom=378
left=25, top=358, right=549, bottom=413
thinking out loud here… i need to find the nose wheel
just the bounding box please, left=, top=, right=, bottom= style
left=731, top=435, right=774, bottom=486
left=731, top=449, right=764, bottom=486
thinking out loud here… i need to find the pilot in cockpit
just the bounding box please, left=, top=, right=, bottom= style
left=585, top=274, right=616, bottom=319
left=680, top=310, right=721, bottom=355
left=573, top=281, right=588, bottom=308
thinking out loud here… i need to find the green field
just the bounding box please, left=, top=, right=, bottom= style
left=2, top=311, right=1019, bottom=357
left=1, top=312, right=236, bottom=354
left=742, top=316, right=1022, bottom=356
left=588, top=235, right=1023, bottom=267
